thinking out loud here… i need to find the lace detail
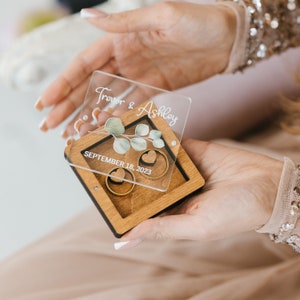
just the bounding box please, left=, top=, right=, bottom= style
left=257, top=157, right=300, bottom=253
left=269, top=164, right=300, bottom=252
left=223, top=0, right=300, bottom=71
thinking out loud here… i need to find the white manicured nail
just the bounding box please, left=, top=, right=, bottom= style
left=34, top=97, right=43, bottom=111
left=39, top=118, right=48, bottom=132
left=114, top=241, right=130, bottom=250
left=80, top=9, right=107, bottom=19
left=74, top=119, right=84, bottom=135
left=92, top=107, right=101, bottom=123
left=114, top=238, right=143, bottom=250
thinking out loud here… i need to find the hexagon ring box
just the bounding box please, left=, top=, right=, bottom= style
left=64, top=71, right=205, bottom=237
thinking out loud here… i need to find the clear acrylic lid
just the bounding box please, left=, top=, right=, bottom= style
left=65, top=71, right=191, bottom=192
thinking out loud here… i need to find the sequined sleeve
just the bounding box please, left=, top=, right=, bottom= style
left=219, top=0, right=300, bottom=72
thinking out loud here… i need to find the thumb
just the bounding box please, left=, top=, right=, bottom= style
left=80, top=4, right=175, bottom=33
left=114, top=214, right=205, bottom=250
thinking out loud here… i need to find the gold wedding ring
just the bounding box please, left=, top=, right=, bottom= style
left=138, top=149, right=169, bottom=180
left=105, top=168, right=136, bottom=196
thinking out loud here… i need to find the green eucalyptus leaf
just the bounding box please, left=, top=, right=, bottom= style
left=105, top=117, right=125, bottom=136
left=152, top=138, right=165, bottom=149
left=149, top=130, right=162, bottom=140
left=135, top=124, right=149, bottom=136
left=131, top=137, right=147, bottom=151
left=113, top=138, right=130, bottom=154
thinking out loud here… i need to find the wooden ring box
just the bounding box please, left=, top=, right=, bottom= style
left=65, top=101, right=205, bottom=237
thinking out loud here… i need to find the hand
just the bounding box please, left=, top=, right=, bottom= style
left=115, top=139, right=283, bottom=249
left=36, top=1, right=236, bottom=136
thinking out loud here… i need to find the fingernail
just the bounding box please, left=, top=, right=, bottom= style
left=114, top=239, right=143, bottom=250
left=92, top=107, right=101, bottom=122
left=61, top=128, right=69, bottom=139
left=74, top=119, right=84, bottom=135
left=80, top=9, right=107, bottom=19
left=39, top=118, right=48, bottom=132
left=97, top=111, right=112, bottom=126
left=65, top=137, right=74, bottom=147
left=35, top=97, right=44, bottom=111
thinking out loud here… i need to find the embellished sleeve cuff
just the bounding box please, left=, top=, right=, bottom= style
left=256, top=157, right=300, bottom=252
left=219, top=0, right=300, bottom=73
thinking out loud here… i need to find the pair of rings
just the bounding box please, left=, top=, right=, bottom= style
left=105, top=149, right=169, bottom=196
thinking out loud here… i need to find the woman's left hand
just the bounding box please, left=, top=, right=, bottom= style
left=36, top=2, right=236, bottom=135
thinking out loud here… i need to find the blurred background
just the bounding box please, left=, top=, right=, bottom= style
left=0, top=0, right=107, bottom=260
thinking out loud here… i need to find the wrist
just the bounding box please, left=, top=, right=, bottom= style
left=259, top=158, right=285, bottom=228
left=216, top=0, right=249, bottom=73
left=212, top=3, right=238, bottom=72
left=257, top=157, right=300, bottom=252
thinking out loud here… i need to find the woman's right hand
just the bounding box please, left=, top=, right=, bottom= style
left=36, top=1, right=237, bottom=136
left=115, top=139, right=283, bottom=249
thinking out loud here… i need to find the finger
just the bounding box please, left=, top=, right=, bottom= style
left=42, top=77, right=89, bottom=131
left=181, top=139, right=210, bottom=168
left=111, top=86, right=150, bottom=116
left=62, top=109, right=113, bottom=139
left=39, top=36, right=115, bottom=109
left=81, top=3, right=178, bottom=33
left=96, top=79, right=136, bottom=111
left=73, top=119, right=97, bottom=137
left=121, top=214, right=205, bottom=242
left=40, top=60, right=118, bottom=132
left=60, top=85, right=137, bottom=139
left=71, top=82, right=155, bottom=135
left=61, top=82, right=138, bottom=138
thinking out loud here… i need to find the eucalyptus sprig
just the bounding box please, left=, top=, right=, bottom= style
left=92, top=117, right=165, bottom=154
